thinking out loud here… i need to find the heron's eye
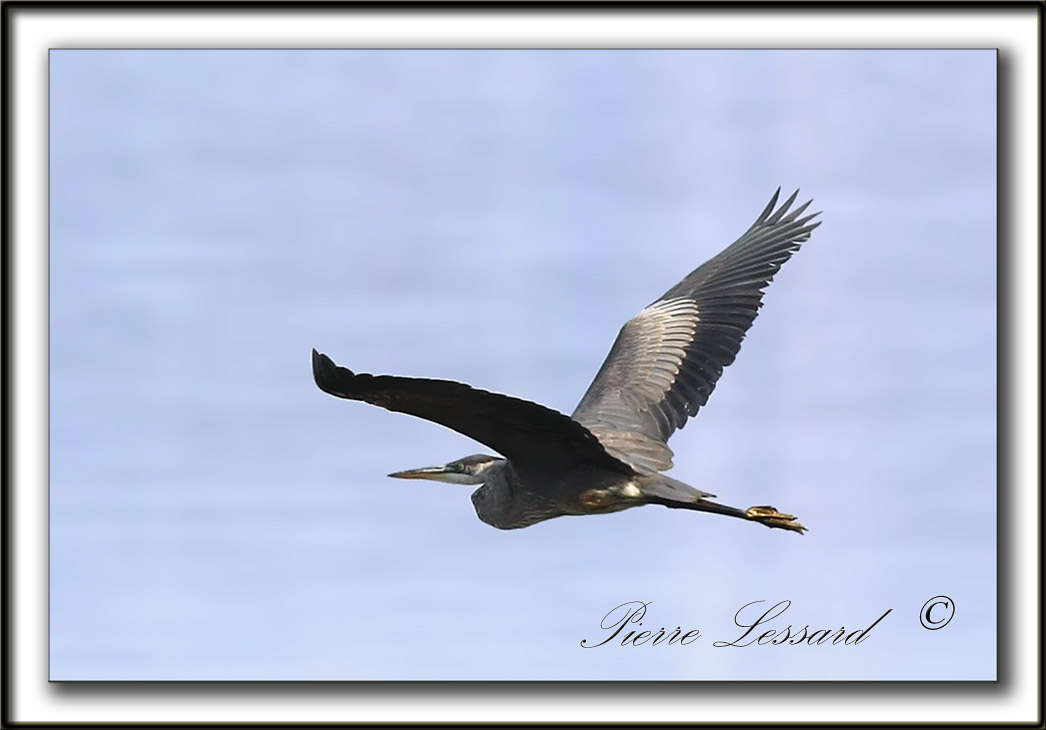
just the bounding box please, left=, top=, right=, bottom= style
left=448, top=462, right=462, bottom=472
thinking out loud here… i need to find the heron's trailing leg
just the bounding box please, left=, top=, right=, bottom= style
left=648, top=495, right=807, bottom=534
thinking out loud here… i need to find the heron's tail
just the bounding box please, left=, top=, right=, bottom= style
left=638, top=474, right=716, bottom=503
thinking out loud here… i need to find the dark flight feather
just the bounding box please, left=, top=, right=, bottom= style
left=312, top=349, right=635, bottom=486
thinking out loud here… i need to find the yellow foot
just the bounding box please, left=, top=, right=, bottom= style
left=746, top=505, right=807, bottom=534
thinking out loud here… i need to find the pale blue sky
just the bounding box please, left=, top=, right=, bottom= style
left=49, top=50, right=996, bottom=680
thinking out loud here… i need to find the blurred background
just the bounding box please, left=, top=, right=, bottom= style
left=49, top=50, right=996, bottom=680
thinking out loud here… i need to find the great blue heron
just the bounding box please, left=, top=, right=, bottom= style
left=313, top=189, right=820, bottom=533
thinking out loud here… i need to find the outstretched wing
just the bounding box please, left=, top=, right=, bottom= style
left=571, top=189, right=821, bottom=474
left=312, top=349, right=635, bottom=482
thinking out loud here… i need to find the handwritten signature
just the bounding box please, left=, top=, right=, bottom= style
left=581, top=600, right=892, bottom=648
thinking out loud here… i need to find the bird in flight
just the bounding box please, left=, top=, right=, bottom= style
left=313, top=189, right=820, bottom=533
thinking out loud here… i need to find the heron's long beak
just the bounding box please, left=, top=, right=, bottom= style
left=388, top=465, right=471, bottom=483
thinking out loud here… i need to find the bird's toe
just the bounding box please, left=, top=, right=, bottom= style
left=746, top=505, right=807, bottom=534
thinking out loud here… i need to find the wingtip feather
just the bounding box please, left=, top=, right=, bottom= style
left=312, top=348, right=353, bottom=395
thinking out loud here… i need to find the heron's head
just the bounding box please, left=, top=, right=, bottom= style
left=388, top=454, right=503, bottom=485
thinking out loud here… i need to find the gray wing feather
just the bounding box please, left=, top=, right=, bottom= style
left=571, top=189, right=821, bottom=474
